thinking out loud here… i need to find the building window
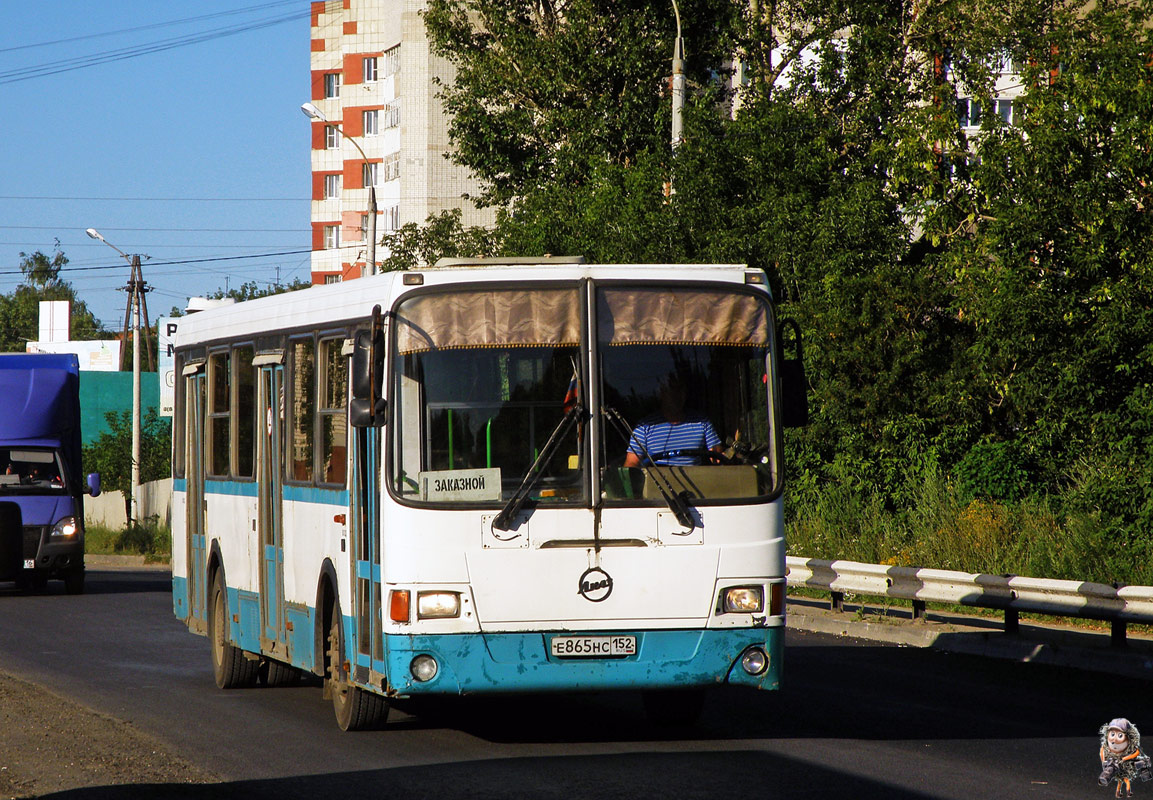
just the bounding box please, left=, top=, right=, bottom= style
left=363, top=109, right=379, bottom=137
left=382, top=153, right=400, bottom=182
left=996, top=98, right=1014, bottom=125
left=363, top=57, right=378, bottom=83
left=324, top=274, right=342, bottom=284
left=324, top=225, right=341, bottom=250
left=360, top=213, right=370, bottom=239
left=384, top=100, right=400, bottom=129
left=363, top=162, right=379, bottom=188
left=324, top=174, right=341, bottom=199
left=324, top=72, right=341, bottom=98
left=325, top=125, right=341, bottom=150
left=957, top=98, right=982, bottom=129
left=383, top=205, right=400, bottom=232
left=382, top=45, right=399, bottom=77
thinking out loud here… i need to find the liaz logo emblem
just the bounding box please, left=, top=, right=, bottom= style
left=578, top=567, right=613, bottom=602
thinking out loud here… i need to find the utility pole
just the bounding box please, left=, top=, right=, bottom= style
left=87, top=228, right=151, bottom=526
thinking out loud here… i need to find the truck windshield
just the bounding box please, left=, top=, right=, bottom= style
left=0, top=448, right=67, bottom=494
left=391, top=287, right=585, bottom=507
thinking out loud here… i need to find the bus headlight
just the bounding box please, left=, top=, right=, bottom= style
left=417, top=591, right=461, bottom=619
left=740, top=647, right=769, bottom=675
left=50, top=517, right=78, bottom=540
left=410, top=654, right=439, bottom=682
left=721, top=586, right=764, bottom=614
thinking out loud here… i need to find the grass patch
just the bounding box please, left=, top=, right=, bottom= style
left=85, top=521, right=171, bottom=560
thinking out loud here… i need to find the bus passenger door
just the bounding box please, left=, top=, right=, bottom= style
left=258, top=364, right=286, bottom=652
left=349, top=425, right=384, bottom=683
left=185, top=369, right=208, bottom=632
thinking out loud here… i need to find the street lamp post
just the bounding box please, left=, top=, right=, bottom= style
left=670, top=0, right=686, bottom=152
left=301, top=102, right=378, bottom=276
left=85, top=227, right=145, bottom=526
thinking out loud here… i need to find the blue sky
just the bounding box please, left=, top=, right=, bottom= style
left=0, top=1, right=313, bottom=332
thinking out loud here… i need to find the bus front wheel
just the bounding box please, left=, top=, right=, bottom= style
left=326, top=607, right=388, bottom=731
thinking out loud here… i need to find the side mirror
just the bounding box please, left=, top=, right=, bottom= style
left=350, top=307, right=386, bottom=428
left=86, top=473, right=101, bottom=498
left=778, top=319, right=809, bottom=428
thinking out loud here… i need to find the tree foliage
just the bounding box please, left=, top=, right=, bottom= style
left=0, top=246, right=107, bottom=352
left=415, top=0, right=1153, bottom=543
left=82, top=409, right=172, bottom=522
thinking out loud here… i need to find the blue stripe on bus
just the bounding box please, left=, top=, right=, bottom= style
left=170, top=479, right=349, bottom=506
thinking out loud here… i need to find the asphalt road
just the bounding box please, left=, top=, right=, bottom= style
left=0, top=569, right=1141, bottom=799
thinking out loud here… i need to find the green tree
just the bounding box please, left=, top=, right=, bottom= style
left=0, top=246, right=107, bottom=352
left=417, top=0, right=1153, bottom=540
left=82, top=409, right=172, bottom=522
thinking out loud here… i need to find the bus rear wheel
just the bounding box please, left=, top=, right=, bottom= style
left=326, top=609, right=388, bottom=731
left=210, top=572, right=258, bottom=689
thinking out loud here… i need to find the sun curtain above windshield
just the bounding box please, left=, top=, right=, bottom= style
left=395, top=288, right=580, bottom=354
left=597, top=288, right=770, bottom=347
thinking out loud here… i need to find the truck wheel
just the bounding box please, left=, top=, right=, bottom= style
left=210, top=572, right=258, bottom=689
left=64, top=566, right=84, bottom=595
left=327, top=606, right=388, bottom=731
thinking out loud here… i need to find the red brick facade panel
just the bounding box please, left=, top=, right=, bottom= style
left=311, top=38, right=326, bottom=52
left=344, top=53, right=363, bottom=84
left=343, top=21, right=357, bottom=35
left=310, top=121, right=326, bottom=150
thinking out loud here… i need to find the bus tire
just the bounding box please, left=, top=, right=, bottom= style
left=327, top=608, right=388, bottom=731
left=210, top=571, right=258, bottom=689
left=64, top=566, right=84, bottom=595
left=642, top=688, right=706, bottom=727
left=260, top=659, right=301, bottom=687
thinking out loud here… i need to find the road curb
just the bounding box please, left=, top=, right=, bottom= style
left=787, top=597, right=1153, bottom=681
left=84, top=554, right=171, bottom=571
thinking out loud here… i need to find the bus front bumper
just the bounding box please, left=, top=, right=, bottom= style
left=383, top=626, right=783, bottom=696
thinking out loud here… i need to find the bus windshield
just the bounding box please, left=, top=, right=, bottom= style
left=391, top=287, right=585, bottom=506
left=597, top=286, right=779, bottom=502
left=389, top=283, right=778, bottom=507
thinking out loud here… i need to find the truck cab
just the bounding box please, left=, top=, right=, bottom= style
left=0, top=355, right=100, bottom=594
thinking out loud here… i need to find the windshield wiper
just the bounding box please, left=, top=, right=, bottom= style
left=492, top=403, right=583, bottom=531
left=602, top=406, right=695, bottom=530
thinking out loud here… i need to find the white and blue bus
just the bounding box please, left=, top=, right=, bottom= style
left=172, top=258, right=805, bottom=730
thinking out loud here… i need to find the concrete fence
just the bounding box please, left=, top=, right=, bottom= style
left=85, top=478, right=172, bottom=530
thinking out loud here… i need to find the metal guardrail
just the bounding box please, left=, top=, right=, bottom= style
left=786, top=556, right=1153, bottom=645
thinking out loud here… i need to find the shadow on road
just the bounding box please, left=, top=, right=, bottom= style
left=0, top=569, right=169, bottom=597
left=38, top=750, right=943, bottom=800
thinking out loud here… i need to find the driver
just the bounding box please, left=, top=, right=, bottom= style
left=624, top=374, right=721, bottom=467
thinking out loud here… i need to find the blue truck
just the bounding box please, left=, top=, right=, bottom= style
left=0, top=354, right=100, bottom=594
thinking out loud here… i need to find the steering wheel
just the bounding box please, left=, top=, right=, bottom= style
left=646, top=448, right=733, bottom=466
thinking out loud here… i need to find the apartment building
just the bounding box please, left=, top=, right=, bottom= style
left=308, top=0, right=494, bottom=283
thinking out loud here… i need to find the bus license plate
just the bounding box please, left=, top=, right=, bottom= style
left=551, top=635, right=636, bottom=658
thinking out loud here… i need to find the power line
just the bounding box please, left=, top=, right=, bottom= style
left=0, top=195, right=304, bottom=202
left=0, top=248, right=313, bottom=277
left=0, top=9, right=309, bottom=85
left=0, top=1, right=302, bottom=54
left=0, top=225, right=307, bottom=233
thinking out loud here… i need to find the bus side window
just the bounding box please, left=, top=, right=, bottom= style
left=207, top=351, right=231, bottom=477
left=235, top=345, right=256, bottom=478
left=290, top=338, right=316, bottom=483
left=319, top=338, right=347, bottom=485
